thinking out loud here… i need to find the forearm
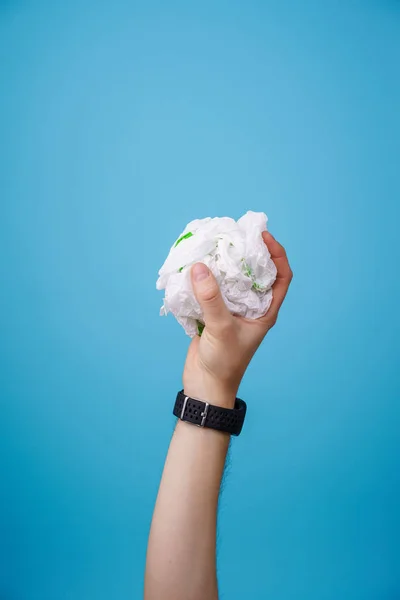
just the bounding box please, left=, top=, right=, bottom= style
left=144, top=419, right=230, bottom=600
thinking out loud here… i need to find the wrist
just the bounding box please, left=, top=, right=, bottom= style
left=183, top=375, right=238, bottom=409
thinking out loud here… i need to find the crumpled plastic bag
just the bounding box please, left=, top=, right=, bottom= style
left=156, top=211, right=277, bottom=337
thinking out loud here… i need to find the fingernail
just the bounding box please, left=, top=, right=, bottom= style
left=192, top=263, right=209, bottom=282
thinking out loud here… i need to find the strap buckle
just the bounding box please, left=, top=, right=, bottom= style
left=180, top=396, right=210, bottom=427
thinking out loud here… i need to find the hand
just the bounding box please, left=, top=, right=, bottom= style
left=183, top=232, right=293, bottom=408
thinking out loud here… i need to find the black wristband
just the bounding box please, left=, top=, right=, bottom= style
left=173, top=390, right=247, bottom=436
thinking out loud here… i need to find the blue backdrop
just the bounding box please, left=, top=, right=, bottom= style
left=1, top=1, right=399, bottom=598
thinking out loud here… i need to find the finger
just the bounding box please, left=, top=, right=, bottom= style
left=262, top=231, right=292, bottom=281
left=258, top=232, right=293, bottom=325
left=268, top=277, right=291, bottom=319
left=191, top=263, right=232, bottom=334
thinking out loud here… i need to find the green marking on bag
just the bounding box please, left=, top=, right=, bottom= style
left=242, top=259, right=254, bottom=278
left=174, top=231, right=193, bottom=247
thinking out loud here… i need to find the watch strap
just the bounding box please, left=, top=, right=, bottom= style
left=173, top=390, right=247, bottom=436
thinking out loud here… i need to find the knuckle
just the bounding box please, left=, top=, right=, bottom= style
left=200, top=283, right=220, bottom=304
left=278, top=242, right=287, bottom=257
left=265, top=314, right=278, bottom=330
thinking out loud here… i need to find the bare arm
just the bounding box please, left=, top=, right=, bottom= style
left=144, top=421, right=230, bottom=600
left=144, top=232, right=293, bottom=600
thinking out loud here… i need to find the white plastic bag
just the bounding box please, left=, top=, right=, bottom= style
left=156, top=211, right=277, bottom=337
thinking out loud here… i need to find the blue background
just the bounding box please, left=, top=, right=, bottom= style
left=1, top=1, right=399, bottom=598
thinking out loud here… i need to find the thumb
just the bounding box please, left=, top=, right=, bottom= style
left=191, top=263, right=232, bottom=333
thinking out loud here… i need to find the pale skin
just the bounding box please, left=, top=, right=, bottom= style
left=144, top=231, right=293, bottom=600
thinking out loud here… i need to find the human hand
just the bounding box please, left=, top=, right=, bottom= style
left=183, top=232, right=293, bottom=408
